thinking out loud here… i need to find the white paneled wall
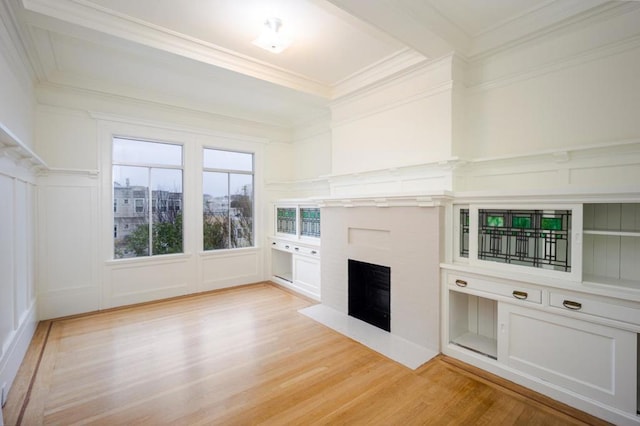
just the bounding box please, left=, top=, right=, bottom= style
left=0, top=159, right=38, bottom=410
left=37, top=172, right=100, bottom=318
left=34, top=99, right=269, bottom=318
left=0, top=5, right=38, bottom=408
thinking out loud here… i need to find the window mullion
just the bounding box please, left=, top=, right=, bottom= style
left=148, top=167, right=153, bottom=255
left=227, top=172, right=231, bottom=249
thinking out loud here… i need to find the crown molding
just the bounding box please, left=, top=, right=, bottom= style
left=331, top=48, right=427, bottom=99
left=330, top=53, right=453, bottom=110
left=0, top=0, right=41, bottom=83
left=467, top=30, right=640, bottom=93
left=469, top=1, right=638, bottom=61
left=88, top=111, right=270, bottom=146
left=36, top=81, right=293, bottom=138
left=21, top=0, right=332, bottom=98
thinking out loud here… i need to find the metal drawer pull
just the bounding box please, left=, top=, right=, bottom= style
left=311, top=250, right=317, bottom=255
left=562, top=300, right=582, bottom=310
left=285, top=245, right=290, bottom=249
left=512, top=291, right=528, bottom=300
left=272, top=242, right=276, bottom=245
left=294, top=247, right=299, bottom=251
left=455, top=279, right=467, bottom=287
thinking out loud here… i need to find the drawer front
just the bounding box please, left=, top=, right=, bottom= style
left=270, top=239, right=294, bottom=253
left=449, top=275, right=542, bottom=304
left=549, top=292, right=640, bottom=326
left=292, top=245, right=320, bottom=258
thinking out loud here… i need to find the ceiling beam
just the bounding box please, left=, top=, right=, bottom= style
left=324, top=0, right=465, bottom=59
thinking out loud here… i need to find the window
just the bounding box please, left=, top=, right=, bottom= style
left=113, top=137, right=183, bottom=259
left=203, top=148, right=254, bottom=250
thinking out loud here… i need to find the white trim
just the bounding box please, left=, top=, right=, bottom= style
left=0, top=121, right=47, bottom=171
left=468, top=32, right=640, bottom=93
left=331, top=48, right=428, bottom=99
left=89, top=112, right=271, bottom=145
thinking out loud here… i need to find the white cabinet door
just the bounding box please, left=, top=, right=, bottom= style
left=292, top=255, right=321, bottom=300
left=498, top=303, right=637, bottom=413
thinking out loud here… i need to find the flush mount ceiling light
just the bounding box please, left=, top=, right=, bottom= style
left=252, top=17, right=292, bottom=54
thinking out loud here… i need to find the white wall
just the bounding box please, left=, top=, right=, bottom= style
left=304, top=8, right=640, bottom=197
left=35, top=86, right=290, bottom=318
left=330, top=57, right=455, bottom=176
left=0, top=6, right=34, bottom=150
left=462, top=7, right=640, bottom=160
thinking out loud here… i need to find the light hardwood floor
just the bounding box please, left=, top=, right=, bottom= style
left=3, top=283, right=609, bottom=425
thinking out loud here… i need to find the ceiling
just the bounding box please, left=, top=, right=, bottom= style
left=11, top=0, right=618, bottom=127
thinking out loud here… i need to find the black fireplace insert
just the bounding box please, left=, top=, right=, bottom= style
left=348, top=259, right=390, bottom=332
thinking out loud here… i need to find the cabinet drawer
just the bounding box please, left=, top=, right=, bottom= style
left=549, top=292, right=640, bottom=326
left=270, top=239, right=294, bottom=252
left=449, top=275, right=541, bottom=304
left=292, top=245, right=320, bottom=258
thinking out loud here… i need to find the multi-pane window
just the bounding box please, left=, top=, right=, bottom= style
left=113, top=137, right=183, bottom=259
left=203, top=148, right=254, bottom=250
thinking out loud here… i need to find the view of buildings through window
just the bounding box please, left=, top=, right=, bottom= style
left=113, top=138, right=183, bottom=259
left=203, top=148, right=254, bottom=250
left=113, top=139, right=254, bottom=258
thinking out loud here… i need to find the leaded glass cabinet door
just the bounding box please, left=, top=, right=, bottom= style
left=300, top=207, right=320, bottom=238
left=468, top=204, right=582, bottom=282
left=275, top=206, right=297, bottom=236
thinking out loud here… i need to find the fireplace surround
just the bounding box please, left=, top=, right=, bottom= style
left=318, top=204, right=442, bottom=353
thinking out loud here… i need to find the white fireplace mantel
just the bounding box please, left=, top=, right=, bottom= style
left=312, top=191, right=453, bottom=208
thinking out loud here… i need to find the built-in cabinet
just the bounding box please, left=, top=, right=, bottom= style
left=444, top=201, right=640, bottom=425
left=270, top=204, right=321, bottom=300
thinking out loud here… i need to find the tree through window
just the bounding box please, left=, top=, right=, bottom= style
left=203, top=148, right=254, bottom=250
left=113, top=137, right=183, bottom=259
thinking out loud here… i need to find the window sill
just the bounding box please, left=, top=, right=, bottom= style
left=106, top=252, right=193, bottom=267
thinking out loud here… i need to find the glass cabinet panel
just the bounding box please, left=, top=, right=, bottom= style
left=276, top=207, right=297, bottom=235
left=477, top=209, right=572, bottom=272
left=300, top=208, right=321, bottom=238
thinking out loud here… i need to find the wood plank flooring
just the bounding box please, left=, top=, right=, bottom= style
left=3, top=283, right=609, bottom=425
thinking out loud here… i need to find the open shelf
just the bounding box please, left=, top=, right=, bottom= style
left=271, top=249, right=292, bottom=283
left=451, top=332, right=497, bottom=359
left=449, top=290, right=497, bottom=360
left=584, top=230, right=640, bottom=237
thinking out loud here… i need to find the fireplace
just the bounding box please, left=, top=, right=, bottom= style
left=348, top=259, right=391, bottom=332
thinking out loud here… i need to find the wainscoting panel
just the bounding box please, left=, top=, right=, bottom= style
left=201, top=249, right=262, bottom=291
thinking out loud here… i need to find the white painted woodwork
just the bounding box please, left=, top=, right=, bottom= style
left=0, top=9, right=39, bottom=407
left=37, top=172, right=100, bottom=318
left=2, top=1, right=640, bottom=422
left=448, top=291, right=498, bottom=359
left=330, top=57, right=454, bottom=177
left=200, top=250, right=262, bottom=291
left=292, top=255, right=321, bottom=298
left=498, top=303, right=637, bottom=413
left=583, top=203, right=640, bottom=286
left=443, top=268, right=640, bottom=425
left=0, top=149, right=38, bottom=419
left=269, top=235, right=321, bottom=301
